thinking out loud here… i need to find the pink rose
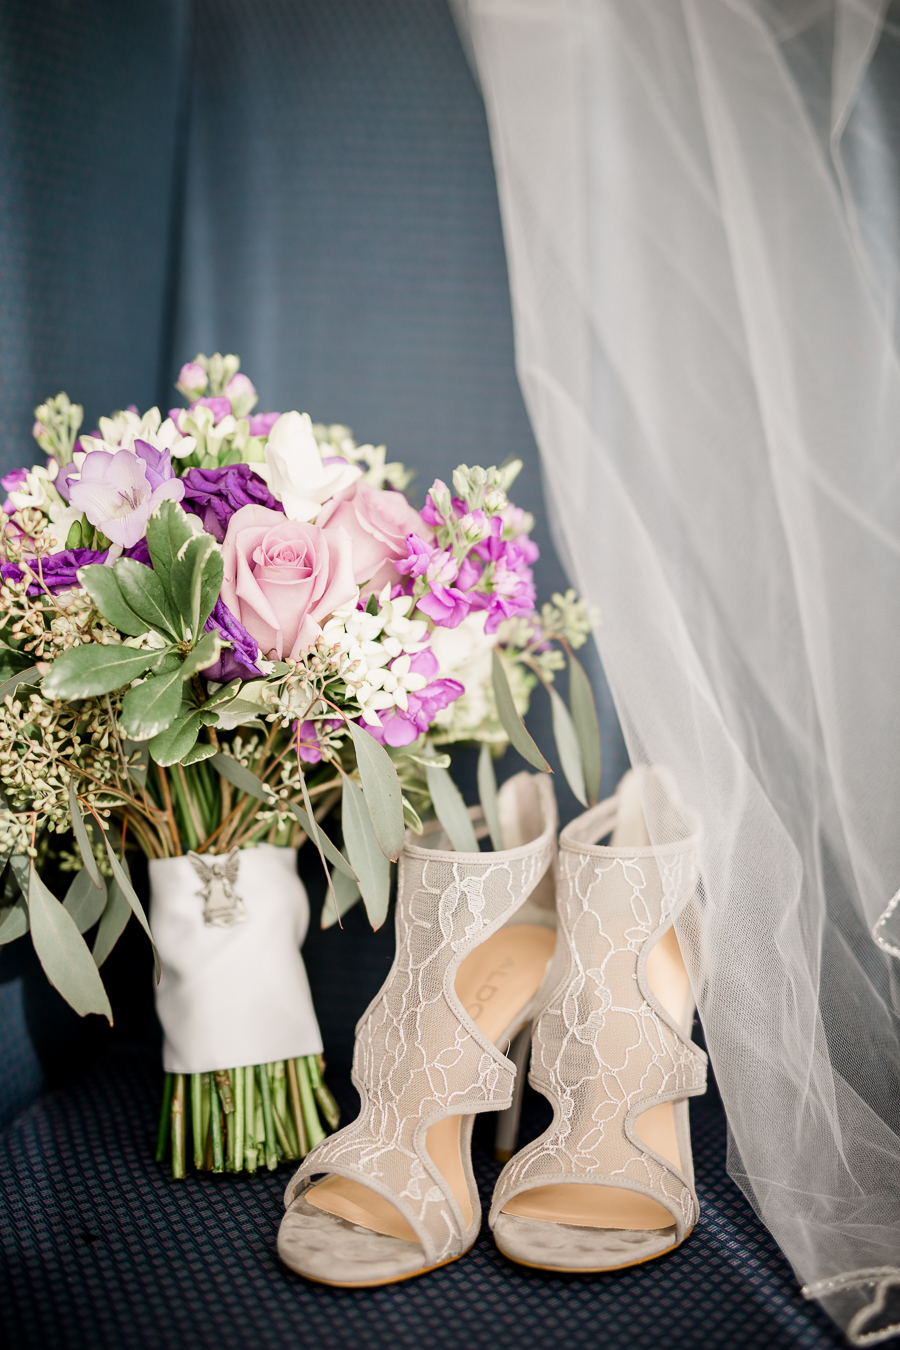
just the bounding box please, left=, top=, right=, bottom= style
left=220, top=504, right=356, bottom=660
left=316, top=481, right=431, bottom=593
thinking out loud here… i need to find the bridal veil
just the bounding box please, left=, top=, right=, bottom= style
left=453, top=0, right=900, bottom=1341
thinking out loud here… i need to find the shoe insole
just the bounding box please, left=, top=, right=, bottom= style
left=503, top=776, right=694, bottom=1232
left=306, top=924, right=556, bottom=1243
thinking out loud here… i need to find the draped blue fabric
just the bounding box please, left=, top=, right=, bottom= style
left=0, top=0, right=627, bottom=1122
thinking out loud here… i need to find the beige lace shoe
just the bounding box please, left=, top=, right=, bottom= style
left=278, top=772, right=558, bottom=1288
left=490, top=767, right=707, bottom=1273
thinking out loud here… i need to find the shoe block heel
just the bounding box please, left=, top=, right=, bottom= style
left=494, top=1022, right=531, bottom=1162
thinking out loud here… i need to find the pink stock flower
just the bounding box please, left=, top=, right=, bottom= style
left=223, top=372, right=258, bottom=418
left=248, top=412, right=281, bottom=437
left=295, top=718, right=342, bottom=764
left=316, top=480, right=430, bottom=593
left=362, top=648, right=463, bottom=747
left=67, top=441, right=184, bottom=548
left=220, top=503, right=356, bottom=661
left=175, top=362, right=208, bottom=399
left=190, top=396, right=232, bottom=425
left=471, top=517, right=539, bottom=632
left=396, top=535, right=480, bottom=629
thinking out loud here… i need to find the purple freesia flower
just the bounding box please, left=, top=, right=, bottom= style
left=181, top=464, right=282, bottom=543
left=67, top=440, right=184, bottom=549
left=364, top=649, right=463, bottom=748
left=295, top=718, right=342, bottom=764
left=247, top=411, right=281, bottom=438
left=0, top=547, right=109, bottom=596
left=203, top=596, right=265, bottom=682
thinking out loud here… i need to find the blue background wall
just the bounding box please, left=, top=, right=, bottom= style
left=0, top=0, right=626, bottom=1124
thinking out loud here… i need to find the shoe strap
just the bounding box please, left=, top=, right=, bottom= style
left=287, top=811, right=557, bottom=1265
left=491, top=837, right=707, bottom=1242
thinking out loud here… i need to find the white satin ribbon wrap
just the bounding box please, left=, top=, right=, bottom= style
left=149, top=844, right=323, bottom=1074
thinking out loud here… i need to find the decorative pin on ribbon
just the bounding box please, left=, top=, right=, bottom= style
left=188, top=849, right=246, bottom=928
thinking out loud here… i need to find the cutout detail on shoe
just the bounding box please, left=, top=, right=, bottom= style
left=501, top=772, right=694, bottom=1235
left=306, top=924, right=555, bottom=1239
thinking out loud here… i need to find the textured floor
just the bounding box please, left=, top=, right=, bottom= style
left=0, top=1047, right=845, bottom=1350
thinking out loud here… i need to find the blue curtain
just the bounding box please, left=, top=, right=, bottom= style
left=0, top=0, right=627, bottom=1124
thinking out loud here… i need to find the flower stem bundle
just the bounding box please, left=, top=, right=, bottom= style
left=155, top=1056, right=337, bottom=1179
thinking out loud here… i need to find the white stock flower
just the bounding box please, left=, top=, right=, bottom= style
left=429, top=610, right=499, bottom=737
left=260, top=412, right=361, bottom=521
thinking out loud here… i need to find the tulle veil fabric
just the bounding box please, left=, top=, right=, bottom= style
left=452, top=0, right=900, bottom=1341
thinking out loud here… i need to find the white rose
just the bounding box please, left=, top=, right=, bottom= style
left=258, top=412, right=361, bottom=521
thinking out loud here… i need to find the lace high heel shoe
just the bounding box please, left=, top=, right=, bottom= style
left=490, top=767, right=706, bottom=1273
left=277, top=772, right=558, bottom=1288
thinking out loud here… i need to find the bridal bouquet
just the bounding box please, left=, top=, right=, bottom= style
left=0, top=353, right=598, bottom=1178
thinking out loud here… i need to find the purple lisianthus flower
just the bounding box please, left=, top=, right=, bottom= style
left=181, top=464, right=282, bottom=543
left=247, top=411, right=281, bottom=438
left=295, top=718, right=342, bottom=764
left=67, top=440, right=184, bottom=549
left=0, top=547, right=109, bottom=596
left=364, top=649, right=463, bottom=747
left=190, top=396, right=232, bottom=425
left=203, top=596, right=265, bottom=682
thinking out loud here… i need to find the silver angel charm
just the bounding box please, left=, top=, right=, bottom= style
left=188, top=849, right=247, bottom=928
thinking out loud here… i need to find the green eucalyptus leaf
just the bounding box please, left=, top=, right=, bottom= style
left=568, top=652, right=602, bottom=805
left=210, top=751, right=276, bottom=803
left=0, top=665, right=41, bottom=702
left=68, top=778, right=103, bottom=887
left=63, top=867, right=108, bottom=933
left=286, top=801, right=357, bottom=879
left=76, top=564, right=147, bottom=637
left=92, top=872, right=132, bottom=968
left=120, top=666, right=185, bottom=740
left=477, top=742, right=504, bottom=851
left=295, top=765, right=340, bottom=920
left=43, top=642, right=169, bottom=700
left=402, top=796, right=424, bottom=833
left=549, top=686, right=588, bottom=807
left=28, top=866, right=112, bottom=1020
left=123, top=738, right=149, bottom=789
left=113, top=557, right=180, bottom=640
left=346, top=721, right=405, bottom=862
left=424, top=759, right=479, bottom=854
left=321, top=862, right=361, bottom=929
left=0, top=892, right=28, bottom=943
left=340, top=776, right=390, bottom=929
left=491, top=650, right=551, bottom=773
left=100, top=836, right=160, bottom=981
left=9, top=852, right=31, bottom=899
left=180, top=629, right=221, bottom=680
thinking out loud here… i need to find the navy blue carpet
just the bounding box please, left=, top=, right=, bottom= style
left=0, top=1045, right=843, bottom=1350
